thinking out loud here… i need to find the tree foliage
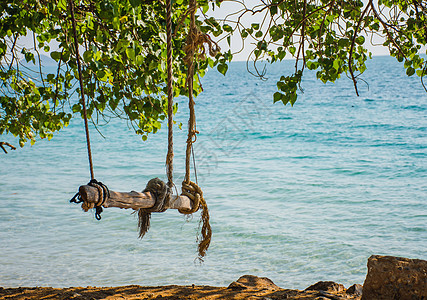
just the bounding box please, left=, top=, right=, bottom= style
left=209, top=0, right=427, bottom=105
left=1, top=0, right=220, bottom=147
left=1, top=0, right=426, bottom=149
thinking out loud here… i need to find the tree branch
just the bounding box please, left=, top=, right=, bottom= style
left=369, top=0, right=407, bottom=60
left=0, top=142, right=17, bottom=154
left=8, top=34, right=18, bottom=71
left=348, top=3, right=371, bottom=96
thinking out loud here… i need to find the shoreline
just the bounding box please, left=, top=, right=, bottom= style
left=0, top=275, right=361, bottom=299
left=2, top=255, right=425, bottom=299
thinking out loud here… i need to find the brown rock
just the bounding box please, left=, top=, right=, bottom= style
left=362, top=255, right=427, bottom=300
left=346, top=284, right=363, bottom=296
left=228, top=275, right=280, bottom=291
left=305, top=281, right=345, bottom=292
left=227, top=281, right=248, bottom=290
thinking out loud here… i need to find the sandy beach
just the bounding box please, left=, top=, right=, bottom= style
left=0, top=275, right=362, bottom=299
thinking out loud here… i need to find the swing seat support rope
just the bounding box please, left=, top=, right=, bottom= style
left=68, top=0, right=217, bottom=260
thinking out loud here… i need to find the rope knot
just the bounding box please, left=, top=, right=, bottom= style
left=70, top=179, right=109, bottom=220
left=183, top=0, right=220, bottom=82
left=186, top=129, right=199, bottom=145
left=138, top=178, right=171, bottom=238
left=183, top=30, right=220, bottom=67
left=179, top=180, right=201, bottom=214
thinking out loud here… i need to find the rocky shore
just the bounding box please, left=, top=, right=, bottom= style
left=1, top=255, right=425, bottom=300
left=0, top=276, right=362, bottom=300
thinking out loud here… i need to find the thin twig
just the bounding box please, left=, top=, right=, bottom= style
left=369, top=0, right=407, bottom=60
left=53, top=50, right=64, bottom=114
left=348, top=3, right=371, bottom=96
left=421, top=62, right=427, bottom=92
left=0, top=142, right=16, bottom=154
left=33, top=32, right=45, bottom=88
left=8, top=35, right=18, bottom=70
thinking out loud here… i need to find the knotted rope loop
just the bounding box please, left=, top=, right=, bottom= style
left=70, top=192, right=83, bottom=204
left=138, top=178, right=171, bottom=238
left=70, top=179, right=109, bottom=220
left=187, top=129, right=199, bottom=144
left=179, top=180, right=212, bottom=261
left=89, top=179, right=109, bottom=220
left=183, top=32, right=220, bottom=68
left=179, top=180, right=201, bottom=214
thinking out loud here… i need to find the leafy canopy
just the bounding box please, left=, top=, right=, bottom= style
left=1, top=0, right=426, bottom=148
left=207, top=0, right=426, bottom=105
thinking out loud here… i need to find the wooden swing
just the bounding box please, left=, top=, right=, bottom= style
left=68, top=0, right=214, bottom=260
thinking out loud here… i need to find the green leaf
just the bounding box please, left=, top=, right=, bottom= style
left=93, top=51, right=102, bottom=61
left=217, top=63, right=228, bottom=75
left=371, top=23, right=380, bottom=31
left=270, top=5, right=278, bottom=16
left=281, top=97, right=289, bottom=106
left=50, top=51, right=62, bottom=61
left=289, top=93, right=297, bottom=105
left=406, top=67, right=415, bottom=76
left=338, top=38, right=349, bottom=47
left=355, top=36, right=365, bottom=45
left=202, top=4, right=209, bottom=14
left=96, top=70, right=107, bottom=81
left=46, top=74, right=55, bottom=81
left=136, top=55, right=144, bottom=65
left=83, top=50, right=93, bottom=63
left=333, top=59, right=340, bottom=71
left=278, top=50, right=286, bottom=60
left=306, top=60, right=315, bottom=70
left=273, top=92, right=282, bottom=103
left=72, top=104, right=81, bottom=113
left=277, top=81, right=286, bottom=91
left=117, top=39, right=130, bottom=51
left=126, top=48, right=136, bottom=62
left=223, top=24, right=233, bottom=32
left=57, top=0, right=67, bottom=11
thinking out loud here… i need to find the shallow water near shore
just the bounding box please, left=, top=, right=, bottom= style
left=0, top=56, right=426, bottom=289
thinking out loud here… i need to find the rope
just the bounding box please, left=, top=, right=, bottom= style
left=184, top=0, right=198, bottom=184
left=179, top=180, right=211, bottom=259
left=68, top=0, right=94, bottom=180
left=183, top=0, right=220, bottom=183
left=138, top=178, right=171, bottom=238
left=70, top=179, right=110, bottom=220
left=182, top=1, right=220, bottom=69
left=165, top=0, right=174, bottom=188
left=180, top=0, right=216, bottom=261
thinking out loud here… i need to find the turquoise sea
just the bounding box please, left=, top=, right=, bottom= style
left=0, top=56, right=426, bottom=289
